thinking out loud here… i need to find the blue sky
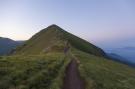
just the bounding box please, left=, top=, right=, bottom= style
left=0, top=0, right=135, bottom=49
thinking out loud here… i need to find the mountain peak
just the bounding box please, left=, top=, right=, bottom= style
left=47, top=24, right=62, bottom=30
left=49, top=24, right=59, bottom=27
left=39, top=24, right=64, bottom=34
left=14, top=25, right=106, bottom=56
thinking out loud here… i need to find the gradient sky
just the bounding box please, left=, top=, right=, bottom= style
left=0, top=0, right=135, bottom=49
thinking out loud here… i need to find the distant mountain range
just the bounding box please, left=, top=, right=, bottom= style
left=0, top=37, right=24, bottom=55
left=107, top=53, right=135, bottom=67
left=106, top=47, right=135, bottom=65
left=122, top=47, right=135, bottom=50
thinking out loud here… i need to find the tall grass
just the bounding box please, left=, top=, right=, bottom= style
left=0, top=53, right=70, bottom=89
left=72, top=49, right=135, bottom=89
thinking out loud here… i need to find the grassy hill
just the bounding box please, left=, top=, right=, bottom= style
left=14, top=24, right=105, bottom=57
left=1, top=24, right=135, bottom=89
left=71, top=48, right=135, bottom=89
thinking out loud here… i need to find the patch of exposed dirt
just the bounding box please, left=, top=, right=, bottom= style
left=62, top=59, right=85, bottom=89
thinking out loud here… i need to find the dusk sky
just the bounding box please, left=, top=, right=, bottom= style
left=0, top=0, right=135, bottom=49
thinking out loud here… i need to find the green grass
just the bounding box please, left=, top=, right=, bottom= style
left=61, top=30, right=105, bottom=57
left=72, top=49, right=135, bottom=89
left=14, top=25, right=105, bottom=57
left=0, top=53, right=70, bottom=89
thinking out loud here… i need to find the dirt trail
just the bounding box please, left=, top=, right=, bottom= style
left=63, top=59, right=85, bottom=89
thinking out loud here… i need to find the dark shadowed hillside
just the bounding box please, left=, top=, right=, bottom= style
left=0, top=37, right=24, bottom=55
left=106, top=47, right=135, bottom=67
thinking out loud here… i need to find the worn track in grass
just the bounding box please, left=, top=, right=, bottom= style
left=63, top=59, right=85, bottom=89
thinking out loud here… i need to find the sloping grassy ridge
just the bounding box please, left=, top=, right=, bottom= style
left=72, top=49, right=135, bottom=89
left=14, top=25, right=106, bottom=57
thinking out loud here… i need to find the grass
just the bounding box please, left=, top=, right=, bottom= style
left=72, top=49, right=135, bottom=89
left=1, top=43, right=135, bottom=89
left=14, top=25, right=106, bottom=57
left=61, top=30, right=106, bottom=57
left=0, top=52, right=70, bottom=89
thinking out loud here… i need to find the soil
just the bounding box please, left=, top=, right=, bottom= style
left=62, top=59, right=85, bottom=89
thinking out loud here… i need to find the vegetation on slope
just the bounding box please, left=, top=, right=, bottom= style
left=0, top=52, right=70, bottom=89
left=72, top=49, right=135, bottom=89
left=14, top=25, right=105, bottom=57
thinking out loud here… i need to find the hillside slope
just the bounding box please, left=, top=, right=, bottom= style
left=72, top=49, right=135, bottom=89
left=14, top=24, right=105, bottom=57
left=0, top=37, right=23, bottom=55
